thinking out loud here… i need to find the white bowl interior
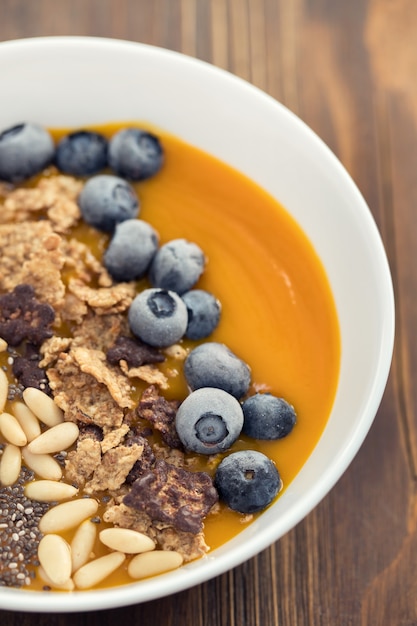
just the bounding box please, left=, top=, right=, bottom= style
left=0, top=37, right=394, bottom=612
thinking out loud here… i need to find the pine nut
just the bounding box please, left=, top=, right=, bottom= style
left=38, top=534, right=72, bottom=586
left=22, top=446, right=62, bottom=481
left=127, top=550, right=184, bottom=580
left=73, top=552, right=126, bottom=590
left=38, top=565, right=75, bottom=591
left=0, top=337, right=7, bottom=352
left=24, top=480, right=78, bottom=502
left=0, top=412, right=28, bottom=446
left=12, top=401, right=41, bottom=442
left=39, top=498, right=99, bottom=533
left=99, top=528, right=156, bottom=554
left=0, top=368, right=7, bottom=412
left=71, top=519, right=97, bottom=573
left=27, top=422, right=79, bottom=455
left=0, top=443, right=21, bottom=486
left=22, top=387, right=64, bottom=427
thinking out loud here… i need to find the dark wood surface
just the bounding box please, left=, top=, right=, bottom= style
left=0, top=0, right=413, bottom=624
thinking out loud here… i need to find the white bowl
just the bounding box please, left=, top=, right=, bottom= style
left=0, top=36, right=394, bottom=613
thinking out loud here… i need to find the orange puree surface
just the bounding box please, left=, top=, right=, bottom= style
left=77, top=122, right=340, bottom=551
left=0, top=122, right=340, bottom=590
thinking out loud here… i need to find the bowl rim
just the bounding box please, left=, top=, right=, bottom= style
left=0, top=35, right=395, bottom=613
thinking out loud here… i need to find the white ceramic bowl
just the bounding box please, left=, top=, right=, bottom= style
left=0, top=36, right=394, bottom=613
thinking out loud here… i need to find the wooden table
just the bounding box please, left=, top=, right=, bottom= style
left=0, top=0, right=414, bottom=624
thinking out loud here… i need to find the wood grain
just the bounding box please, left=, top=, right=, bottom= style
left=0, top=0, right=415, bottom=623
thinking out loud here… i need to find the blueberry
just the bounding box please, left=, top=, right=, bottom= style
left=104, top=219, right=159, bottom=282
left=175, top=387, right=244, bottom=455
left=149, top=239, right=205, bottom=295
left=184, top=342, right=251, bottom=399
left=128, top=287, right=188, bottom=347
left=108, top=127, right=164, bottom=181
left=182, top=290, right=221, bottom=340
left=55, top=130, right=108, bottom=176
left=214, top=450, right=282, bottom=513
left=0, top=122, right=54, bottom=183
left=242, top=393, right=296, bottom=440
left=78, top=174, right=139, bottom=233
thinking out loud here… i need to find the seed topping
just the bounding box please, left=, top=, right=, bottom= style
left=0, top=464, right=50, bottom=587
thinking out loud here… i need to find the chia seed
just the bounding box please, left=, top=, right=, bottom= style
left=0, top=466, right=51, bottom=588
left=54, top=452, right=67, bottom=467
left=7, top=382, right=24, bottom=402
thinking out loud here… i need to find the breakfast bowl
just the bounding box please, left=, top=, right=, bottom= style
left=0, top=36, right=394, bottom=612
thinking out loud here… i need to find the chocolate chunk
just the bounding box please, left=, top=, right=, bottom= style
left=124, top=460, right=218, bottom=534
left=77, top=423, right=104, bottom=442
left=107, top=335, right=165, bottom=368
left=136, top=385, right=182, bottom=449
left=0, top=284, right=55, bottom=346
left=12, top=343, right=51, bottom=394
left=124, top=432, right=156, bottom=484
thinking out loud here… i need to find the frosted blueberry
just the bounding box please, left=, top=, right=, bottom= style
left=214, top=450, right=282, bottom=513
left=149, top=239, right=205, bottom=295
left=242, top=393, right=296, bottom=440
left=55, top=130, right=108, bottom=176
left=104, top=219, right=159, bottom=282
left=108, top=127, right=163, bottom=181
left=175, top=387, right=244, bottom=455
left=184, top=342, right=251, bottom=399
left=0, top=122, right=55, bottom=183
left=78, top=174, right=139, bottom=233
left=128, top=288, right=188, bottom=347
left=182, top=290, right=221, bottom=340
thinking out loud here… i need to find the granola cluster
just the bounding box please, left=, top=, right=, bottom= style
left=0, top=171, right=219, bottom=564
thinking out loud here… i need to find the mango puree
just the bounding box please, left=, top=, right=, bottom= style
left=68, top=123, right=341, bottom=551
left=0, top=123, right=340, bottom=589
